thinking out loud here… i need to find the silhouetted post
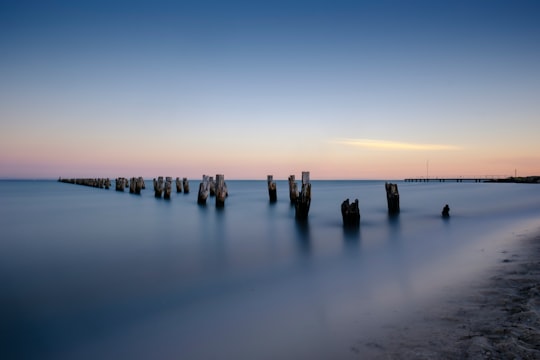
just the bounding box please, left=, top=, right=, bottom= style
left=104, top=178, right=111, bottom=189
left=442, top=204, right=450, bottom=218
left=183, top=178, right=190, bottom=193
left=295, top=171, right=311, bottom=220
left=176, top=177, right=182, bottom=193
left=164, top=177, right=172, bottom=199
left=197, top=175, right=209, bottom=205
left=267, top=175, right=277, bottom=202
left=385, top=182, right=400, bottom=214
left=288, top=175, right=298, bottom=204
left=341, top=198, right=360, bottom=227
left=215, top=174, right=227, bottom=207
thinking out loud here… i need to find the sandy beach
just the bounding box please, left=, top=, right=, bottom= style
left=353, top=227, right=540, bottom=359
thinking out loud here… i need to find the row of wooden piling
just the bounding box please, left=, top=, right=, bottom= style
left=59, top=176, right=414, bottom=226
left=266, top=172, right=312, bottom=220
left=58, top=177, right=111, bottom=189
left=197, top=174, right=228, bottom=207
left=340, top=182, right=400, bottom=228
left=151, top=177, right=190, bottom=199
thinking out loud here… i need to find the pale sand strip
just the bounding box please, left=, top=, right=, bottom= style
left=354, top=228, right=540, bottom=359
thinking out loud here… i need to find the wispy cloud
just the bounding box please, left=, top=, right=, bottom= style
left=331, top=138, right=462, bottom=151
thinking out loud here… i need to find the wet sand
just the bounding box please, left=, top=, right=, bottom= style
left=354, top=227, right=540, bottom=359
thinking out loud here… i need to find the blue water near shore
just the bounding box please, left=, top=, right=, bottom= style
left=1, top=180, right=540, bottom=359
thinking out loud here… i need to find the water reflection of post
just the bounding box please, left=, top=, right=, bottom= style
left=386, top=212, right=412, bottom=296
left=343, top=225, right=361, bottom=252
left=210, top=200, right=228, bottom=270
left=294, top=218, right=311, bottom=255
left=387, top=213, right=401, bottom=239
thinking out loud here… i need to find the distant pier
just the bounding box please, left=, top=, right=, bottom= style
left=404, top=177, right=499, bottom=183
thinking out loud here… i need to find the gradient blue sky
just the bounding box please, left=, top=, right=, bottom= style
left=1, top=0, right=539, bottom=179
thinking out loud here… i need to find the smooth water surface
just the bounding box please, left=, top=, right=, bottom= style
left=1, top=180, right=539, bottom=359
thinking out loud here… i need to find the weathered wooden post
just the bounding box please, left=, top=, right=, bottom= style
left=341, top=198, right=360, bottom=227
left=385, top=182, right=400, bottom=214
left=175, top=177, right=182, bottom=193
left=104, top=178, right=111, bottom=190
left=288, top=175, right=298, bottom=204
left=215, top=174, right=227, bottom=207
left=139, top=177, right=145, bottom=190
left=295, top=171, right=311, bottom=220
left=197, top=175, right=210, bottom=205
left=164, top=177, right=172, bottom=199
left=116, top=177, right=126, bottom=191
left=183, top=178, right=190, bottom=193
left=129, top=177, right=136, bottom=194
left=267, top=175, right=277, bottom=202
left=135, top=177, right=143, bottom=194
left=209, top=176, right=216, bottom=196
left=442, top=204, right=450, bottom=218
left=154, top=177, right=164, bottom=198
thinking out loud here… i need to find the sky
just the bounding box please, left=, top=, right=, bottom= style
left=1, top=0, right=539, bottom=180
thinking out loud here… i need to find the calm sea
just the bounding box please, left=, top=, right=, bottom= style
left=1, top=180, right=539, bottom=359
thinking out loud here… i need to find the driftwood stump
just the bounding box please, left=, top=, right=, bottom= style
left=295, top=172, right=311, bottom=220
left=267, top=175, right=277, bottom=202
left=385, top=182, right=400, bottom=214
left=341, top=198, right=360, bottom=227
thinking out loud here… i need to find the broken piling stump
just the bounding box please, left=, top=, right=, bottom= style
left=442, top=204, right=450, bottom=218
left=136, top=177, right=144, bottom=193
left=267, top=175, right=277, bottom=202
left=215, top=174, right=227, bottom=207
left=164, top=177, right=172, bottom=199
left=209, top=177, right=216, bottom=196
left=60, top=178, right=111, bottom=189
left=288, top=175, right=298, bottom=204
left=129, top=177, right=136, bottom=194
left=176, top=177, right=182, bottom=193
left=197, top=175, right=210, bottom=205
left=154, top=177, right=164, bottom=198
left=129, top=177, right=143, bottom=194
left=341, top=198, right=360, bottom=227
left=183, top=178, right=190, bottom=193
left=116, top=177, right=127, bottom=191
left=295, top=171, right=311, bottom=220
left=385, top=182, right=400, bottom=214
